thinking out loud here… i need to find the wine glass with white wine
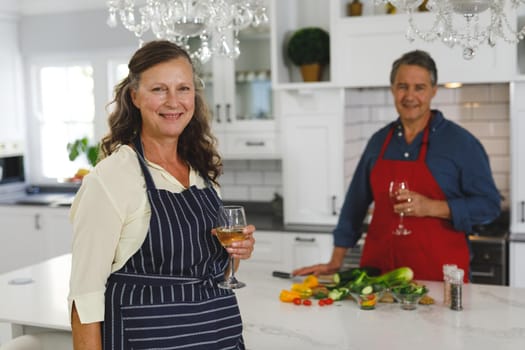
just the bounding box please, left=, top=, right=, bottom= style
left=389, top=180, right=412, bottom=236
left=215, top=205, right=247, bottom=289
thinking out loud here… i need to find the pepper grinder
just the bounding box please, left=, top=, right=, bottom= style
left=442, top=264, right=457, bottom=307
left=450, top=268, right=464, bottom=311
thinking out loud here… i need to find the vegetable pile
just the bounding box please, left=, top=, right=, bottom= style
left=278, top=266, right=429, bottom=309
left=390, top=281, right=428, bottom=296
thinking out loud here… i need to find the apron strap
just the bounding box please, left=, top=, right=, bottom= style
left=132, top=137, right=157, bottom=191
left=418, top=125, right=431, bottom=162
left=380, top=120, right=432, bottom=163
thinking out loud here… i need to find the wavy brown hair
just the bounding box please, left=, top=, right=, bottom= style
left=100, top=40, right=222, bottom=184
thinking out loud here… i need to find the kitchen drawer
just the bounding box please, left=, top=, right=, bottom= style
left=244, top=231, right=283, bottom=265
left=470, top=262, right=506, bottom=285
left=223, top=131, right=280, bottom=159
left=277, top=88, right=343, bottom=115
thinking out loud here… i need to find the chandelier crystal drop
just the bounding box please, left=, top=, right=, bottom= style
left=106, top=0, right=269, bottom=63
left=376, top=0, right=525, bottom=60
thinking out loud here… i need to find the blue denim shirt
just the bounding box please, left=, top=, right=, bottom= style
left=333, top=109, right=501, bottom=248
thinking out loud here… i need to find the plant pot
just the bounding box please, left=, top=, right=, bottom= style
left=300, top=63, right=322, bottom=82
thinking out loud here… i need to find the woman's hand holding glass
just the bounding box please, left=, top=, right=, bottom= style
left=214, top=205, right=255, bottom=289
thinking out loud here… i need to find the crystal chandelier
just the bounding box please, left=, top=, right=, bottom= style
left=106, top=0, right=269, bottom=63
left=376, top=0, right=525, bottom=60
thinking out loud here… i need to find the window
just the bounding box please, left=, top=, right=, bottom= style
left=36, top=63, right=95, bottom=180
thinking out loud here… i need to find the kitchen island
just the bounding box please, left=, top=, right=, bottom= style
left=1, top=254, right=524, bottom=350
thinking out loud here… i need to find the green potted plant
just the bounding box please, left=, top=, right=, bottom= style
left=286, top=27, right=330, bottom=82
left=67, top=137, right=100, bottom=181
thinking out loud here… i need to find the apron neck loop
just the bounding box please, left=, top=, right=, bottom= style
left=132, top=135, right=157, bottom=190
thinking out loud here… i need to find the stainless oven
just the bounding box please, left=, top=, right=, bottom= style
left=469, top=211, right=509, bottom=286
left=469, top=235, right=508, bottom=285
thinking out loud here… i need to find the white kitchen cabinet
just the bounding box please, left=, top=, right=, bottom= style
left=202, top=23, right=279, bottom=159
left=329, top=1, right=516, bottom=87
left=241, top=230, right=333, bottom=273
left=509, top=240, right=525, bottom=288
left=0, top=15, right=25, bottom=145
left=281, top=232, right=333, bottom=272
left=0, top=206, right=71, bottom=274
left=510, top=82, right=525, bottom=234
left=509, top=82, right=525, bottom=288
left=240, top=230, right=284, bottom=271
left=279, top=88, right=345, bottom=225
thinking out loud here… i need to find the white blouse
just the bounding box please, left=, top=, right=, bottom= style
left=67, top=145, right=220, bottom=324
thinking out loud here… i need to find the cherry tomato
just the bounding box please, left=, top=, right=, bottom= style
left=293, top=297, right=302, bottom=305
left=318, top=299, right=325, bottom=306
left=302, top=299, right=312, bottom=306
left=324, top=298, right=334, bottom=305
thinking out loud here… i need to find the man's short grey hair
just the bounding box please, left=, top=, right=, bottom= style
left=390, top=50, right=438, bottom=86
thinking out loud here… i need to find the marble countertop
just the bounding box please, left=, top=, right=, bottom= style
left=1, top=254, right=524, bottom=349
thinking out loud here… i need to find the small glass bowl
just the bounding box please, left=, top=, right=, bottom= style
left=390, top=288, right=428, bottom=310
left=349, top=287, right=385, bottom=310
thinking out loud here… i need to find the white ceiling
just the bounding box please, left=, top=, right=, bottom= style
left=1, top=0, right=108, bottom=15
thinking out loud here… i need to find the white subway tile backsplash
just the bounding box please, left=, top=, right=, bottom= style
left=434, top=87, right=456, bottom=104
left=481, top=139, right=509, bottom=156
left=462, top=121, right=509, bottom=138
left=346, top=123, right=363, bottom=141
left=220, top=185, right=249, bottom=201
left=457, top=84, right=491, bottom=102
left=345, top=88, right=386, bottom=106
left=435, top=104, right=472, bottom=121
left=250, top=186, right=280, bottom=201
left=248, top=159, right=280, bottom=171
left=370, top=105, right=397, bottom=122
left=490, top=84, right=510, bottom=103
left=236, top=171, right=263, bottom=185
left=263, top=171, right=282, bottom=186
left=490, top=156, right=510, bottom=172
left=471, top=103, right=509, bottom=121
left=345, top=106, right=370, bottom=123
left=218, top=171, right=235, bottom=185
left=220, top=160, right=282, bottom=201
left=493, top=173, right=509, bottom=193
left=223, top=159, right=250, bottom=170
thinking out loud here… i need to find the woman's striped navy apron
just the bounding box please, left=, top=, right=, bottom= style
left=103, top=138, right=245, bottom=349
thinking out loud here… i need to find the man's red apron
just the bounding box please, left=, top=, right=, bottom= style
left=361, top=124, right=470, bottom=282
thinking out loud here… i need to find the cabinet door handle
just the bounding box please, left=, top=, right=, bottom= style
left=215, top=104, right=221, bottom=123
left=521, top=201, right=525, bottom=223
left=226, top=103, right=232, bottom=123
left=245, top=141, right=265, bottom=147
left=471, top=269, right=495, bottom=278
left=332, top=195, right=337, bottom=216
left=35, top=213, right=41, bottom=230
left=295, top=237, right=315, bottom=243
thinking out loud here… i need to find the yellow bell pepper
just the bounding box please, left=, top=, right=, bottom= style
left=291, top=283, right=313, bottom=298
left=302, top=275, right=319, bottom=288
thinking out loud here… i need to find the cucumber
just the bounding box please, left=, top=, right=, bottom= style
left=333, top=266, right=381, bottom=286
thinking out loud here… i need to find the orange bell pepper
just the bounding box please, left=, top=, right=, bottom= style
left=279, top=289, right=301, bottom=303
